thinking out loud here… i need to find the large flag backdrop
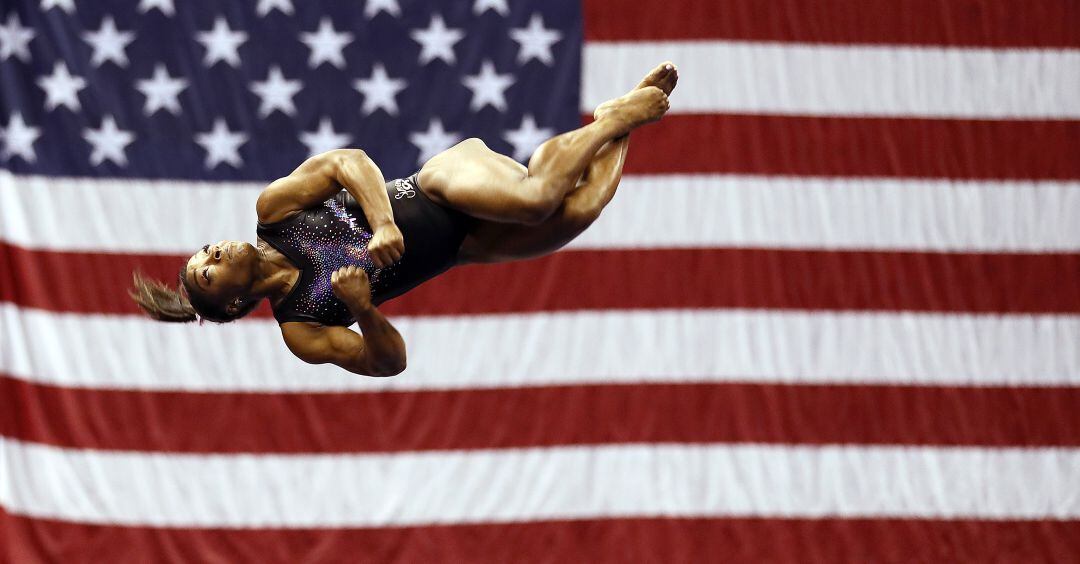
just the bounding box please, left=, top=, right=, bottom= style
left=2, top=0, right=1080, bottom=561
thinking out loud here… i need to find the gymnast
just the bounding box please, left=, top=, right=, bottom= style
left=131, top=63, right=678, bottom=375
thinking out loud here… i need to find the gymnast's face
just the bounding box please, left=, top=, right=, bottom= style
left=184, top=240, right=259, bottom=305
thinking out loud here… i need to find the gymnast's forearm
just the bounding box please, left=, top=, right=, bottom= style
left=334, top=150, right=396, bottom=231
left=348, top=302, right=407, bottom=376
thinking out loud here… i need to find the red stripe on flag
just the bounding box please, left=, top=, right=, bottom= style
left=623, top=115, right=1080, bottom=180
left=3, top=510, right=1077, bottom=564
left=5, top=376, right=1079, bottom=452
left=4, top=243, right=1080, bottom=316
left=583, top=0, right=1080, bottom=47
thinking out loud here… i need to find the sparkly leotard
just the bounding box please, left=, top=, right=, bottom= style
left=256, top=174, right=470, bottom=326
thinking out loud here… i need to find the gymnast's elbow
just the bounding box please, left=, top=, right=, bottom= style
left=354, top=350, right=407, bottom=377
left=364, top=358, right=406, bottom=378
left=287, top=341, right=405, bottom=377
left=325, top=148, right=370, bottom=169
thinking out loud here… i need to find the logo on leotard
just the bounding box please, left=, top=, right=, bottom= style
left=394, top=178, right=417, bottom=200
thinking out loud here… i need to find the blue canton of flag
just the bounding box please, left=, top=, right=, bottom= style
left=0, top=0, right=582, bottom=181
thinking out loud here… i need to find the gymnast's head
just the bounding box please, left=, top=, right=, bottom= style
left=130, top=240, right=261, bottom=323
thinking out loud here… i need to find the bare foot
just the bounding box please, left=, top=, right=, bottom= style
left=594, top=62, right=677, bottom=120
left=635, top=61, right=678, bottom=95
left=594, top=86, right=669, bottom=133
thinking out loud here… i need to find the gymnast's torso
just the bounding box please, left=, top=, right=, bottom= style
left=256, top=174, right=470, bottom=326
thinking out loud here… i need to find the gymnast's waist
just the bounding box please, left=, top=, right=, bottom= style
left=335, top=173, right=470, bottom=248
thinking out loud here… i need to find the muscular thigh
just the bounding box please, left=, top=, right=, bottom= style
left=418, top=138, right=533, bottom=222
left=457, top=212, right=587, bottom=264
left=457, top=173, right=603, bottom=264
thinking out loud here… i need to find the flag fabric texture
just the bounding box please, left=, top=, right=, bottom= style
left=2, top=0, right=1079, bottom=562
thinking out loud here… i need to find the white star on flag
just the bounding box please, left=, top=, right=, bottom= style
left=300, top=18, right=353, bottom=69
left=137, top=0, right=175, bottom=16
left=409, top=118, right=461, bottom=166
left=83, top=115, right=135, bottom=166
left=250, top=66, right=303, bottom=117
left=410, top=15, right=465, bottom=65
left=1, top=113, right=42, bottom=162
left=364, top=0, right=401, bottom=18
left=503, top=114, right=553, bottom=162
left=136, top=64, right=188, bottom=116
left=195, top=118, right=248, bottom=169
left=196, top=17, right=248, bottom=68
left=37, top=62, right=87, bottom=112
left=509, top=14, right=562, bottom=66
left=0, top=13, right=35, bottom=62
left=256, top=0, right=293, bottom=16
left=40, top=0, right=75, bottom=14
left=353, top=63, right=407, bottom=116
left=462, top=60, right=514, bottom=112
left=473, top=0, right=509, bottom=16
left=82, top=16, right=135, bottom=68
left=300, top=118, right=352, bottom=158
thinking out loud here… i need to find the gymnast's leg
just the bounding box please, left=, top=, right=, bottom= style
left=456, top=63, right=678, bottom=263
left=457, top=135, right=630, bottom=263
left=418, top=71, right=670, bottom=226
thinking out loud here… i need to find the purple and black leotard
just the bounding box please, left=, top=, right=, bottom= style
left=256, top=174, right=470, bottom=326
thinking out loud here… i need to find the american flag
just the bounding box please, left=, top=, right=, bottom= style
left=2, top=0, right=1079, bottom=561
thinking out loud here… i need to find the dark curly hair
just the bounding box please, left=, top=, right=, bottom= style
left=129, top=269, right=259, bottom=323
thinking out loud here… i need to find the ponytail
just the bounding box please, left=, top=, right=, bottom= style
left=129, top=270, right=199, bottom=323
left=129, top=269, right=260, bottom=324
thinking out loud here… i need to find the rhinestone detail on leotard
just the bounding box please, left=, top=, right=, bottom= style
left=275, top=198, right=391, bottom=324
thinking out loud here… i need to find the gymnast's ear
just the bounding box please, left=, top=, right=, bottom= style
left=129, top=270, right=199, bottom=323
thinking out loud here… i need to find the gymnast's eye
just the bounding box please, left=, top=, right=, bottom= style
left=203, top=267, right=210, bottom=284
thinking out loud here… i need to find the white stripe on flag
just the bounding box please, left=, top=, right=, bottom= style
left=0, top=171, right=257, bottom=254
left=5, top=171, right=1080, bottom=253
left=3, top=305, right=1077, bottom=391
left=580, top=176, right=1080, bottom=252
left=3, top=438, right=1077, bottom=526
left=583, top=42, right=1080, bottom=118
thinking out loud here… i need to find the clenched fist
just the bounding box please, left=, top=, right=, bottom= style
left=368, top=224, right=404, bottom=268
left=331, top=265, right=372, bottom=310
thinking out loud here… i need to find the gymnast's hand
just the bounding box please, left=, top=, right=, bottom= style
left=331, top=266, right=372, bottom=310
left=367, top=224, right=404, bottom=268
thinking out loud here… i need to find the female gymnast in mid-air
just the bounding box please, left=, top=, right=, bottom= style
left=131, top=63, right=678, bottom=375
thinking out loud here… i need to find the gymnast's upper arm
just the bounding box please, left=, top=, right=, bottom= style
left=279, top=321, right=378, bottom=376
left=256, top=149, right=366, bottom=224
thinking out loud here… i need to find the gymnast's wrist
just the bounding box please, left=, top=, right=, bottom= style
left=347, top=300, right=375, bottom=316
left=370, top=218, right=396, bottom=231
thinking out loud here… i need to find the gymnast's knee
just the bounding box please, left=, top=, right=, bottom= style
left=561, top=197, right=604, bottom=229
left=513, top=180, right=563, bottom=225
